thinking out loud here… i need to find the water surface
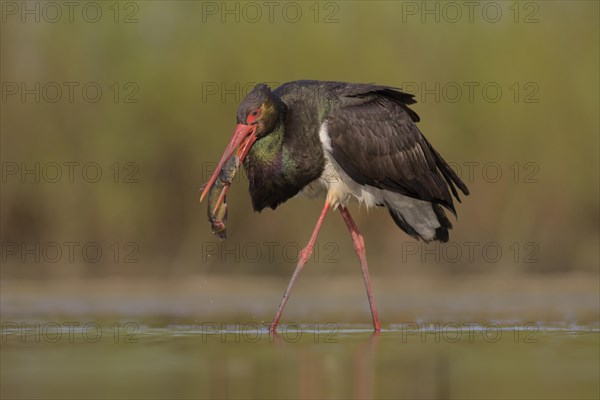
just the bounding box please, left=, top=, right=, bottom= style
left=2, top=321, right=598, bottom=399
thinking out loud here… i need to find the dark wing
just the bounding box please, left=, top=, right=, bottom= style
left=326, top=92, right=468, bottom=213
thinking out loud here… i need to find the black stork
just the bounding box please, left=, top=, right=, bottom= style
left=200, top=80, right=469, bottom=332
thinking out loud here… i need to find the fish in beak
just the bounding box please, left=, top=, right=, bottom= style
left=200, top=123, right=257, bottom=207
left=200, top=154, right=239, bottom=240
left=200, top=123, right=258, bottom=238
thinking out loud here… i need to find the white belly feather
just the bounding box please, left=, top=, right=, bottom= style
left=300, top=121, right=441, bottom=241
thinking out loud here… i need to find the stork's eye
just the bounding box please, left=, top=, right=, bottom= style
left=246, top=108, right=261, bottom=124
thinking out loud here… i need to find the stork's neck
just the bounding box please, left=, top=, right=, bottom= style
left=244, top=116, right=325, bottom=211
left=247, top=122, right=285, bottom=164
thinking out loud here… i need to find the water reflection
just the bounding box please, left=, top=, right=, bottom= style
left=262, top=329, right=381, bottom=399
left=352, top=331, right=378, bottom=399
left=1, top=324, right=598, bottom=399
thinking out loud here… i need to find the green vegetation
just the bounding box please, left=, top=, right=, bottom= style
left=1, top=2, right=598, bottom=278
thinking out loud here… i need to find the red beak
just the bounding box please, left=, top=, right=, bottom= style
left=200, top=123, right=257, bottom=203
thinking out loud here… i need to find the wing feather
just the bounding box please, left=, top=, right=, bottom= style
left=326, top=95, right=468, bottom=212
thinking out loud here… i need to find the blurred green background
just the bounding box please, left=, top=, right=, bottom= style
left=1, top=1, right=598, bottom=279
left=1, top=2, right=599, bottom=400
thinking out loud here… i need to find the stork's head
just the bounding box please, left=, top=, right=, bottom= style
left=200, top=84, right=284, bottom=202
left=236, top=83, right=285, bottom=138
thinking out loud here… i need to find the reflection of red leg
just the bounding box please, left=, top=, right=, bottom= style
left=339, top=206, right=381, bottom=332
left=269, top=202, right=331, bottom=333
left=353, top=331, right=379, bottom=399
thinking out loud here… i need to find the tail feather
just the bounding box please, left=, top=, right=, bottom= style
left=387, top=207, right=422, bottom=241
left=431, top=203, right=452, bottom=243
left=386, top=198, right=453, bottom=243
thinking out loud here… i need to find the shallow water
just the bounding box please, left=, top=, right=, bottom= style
left=2, top=321, right=598, bottom=399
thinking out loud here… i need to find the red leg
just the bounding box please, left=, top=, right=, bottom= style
left=269, top=202, right=331, bottom=333
left=339, top=205, right=381, bottom=332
